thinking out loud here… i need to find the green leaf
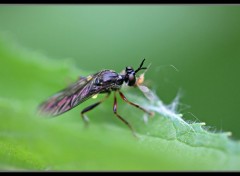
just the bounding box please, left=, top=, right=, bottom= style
left=0, top=34, right=240, bottom=171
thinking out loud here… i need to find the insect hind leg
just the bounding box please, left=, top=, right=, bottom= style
left=81, top=92, right=110, bottom=127
left=113, top=91, right=137, bottom=138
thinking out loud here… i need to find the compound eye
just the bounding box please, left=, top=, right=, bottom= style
left=129, top=74, right=134, bottom=81
left=128, top=73, right=136, bottom=86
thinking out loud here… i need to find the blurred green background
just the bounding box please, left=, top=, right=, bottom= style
left=0, top=4, right=240, bottom=141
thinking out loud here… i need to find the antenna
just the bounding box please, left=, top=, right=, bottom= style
left=135, top=58, right=147, bottom=73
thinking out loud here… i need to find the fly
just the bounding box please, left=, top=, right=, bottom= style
left=38, top=59, right=154, bottom=136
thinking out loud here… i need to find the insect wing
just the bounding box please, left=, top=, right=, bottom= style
left=39, top=74, right=98, bottom=116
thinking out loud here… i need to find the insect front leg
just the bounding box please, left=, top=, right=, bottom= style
left=118, top=91, right=154, bottom=116
left=81, top=92, right=110, bottom=127
left=113, top=91, right=137, bottom=137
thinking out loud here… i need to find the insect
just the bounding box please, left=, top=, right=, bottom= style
left=38, top=59, right=154, bottom=136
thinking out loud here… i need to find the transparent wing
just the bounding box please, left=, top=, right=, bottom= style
left=38, top=74, right=99, bottom=116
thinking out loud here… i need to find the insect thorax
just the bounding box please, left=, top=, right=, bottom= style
left=94, top=70, right=123, bottom=92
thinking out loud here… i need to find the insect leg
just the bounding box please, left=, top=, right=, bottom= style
left=118, top=91, right=154, bottom=116
left=81, top=92, right=110, bottom=127
left=113, top=91, right=137, bottom=137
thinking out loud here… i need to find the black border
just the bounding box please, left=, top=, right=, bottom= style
left=1, top=2, right=240, bottom=4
